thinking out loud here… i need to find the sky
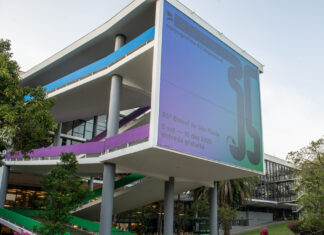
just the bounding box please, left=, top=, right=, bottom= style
left=1, top=0, right=324, bottom=159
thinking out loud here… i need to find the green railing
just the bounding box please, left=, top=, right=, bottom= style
left=12, top=210, right=101, bottom=231
left=0, top=208, right=70, bottom=235
left=11, top=209, right=133, bottom=234
left=82, top=173, right=145, bottom=202
left=1, top=173, right=143, bottom=234
left=0, top=207, right=41, bottom=231
left=9, top=208, right=39, bottom=217
left=69, top=215, right=99, bottom=231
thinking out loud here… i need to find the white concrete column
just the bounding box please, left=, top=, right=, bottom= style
left=88, top=176, right=94, bottom=191
left=100, top=34, right=125, bottom=235
left=99, top=163, right=115, bottom=235
left=106, top=34, right=126, bottom=138
left=164, top=177, right=174, bottom=235
left=107, top=75, right=122, bottom=137
left=0, top=166, right=9, bottom=207
left=53, top=122, right=62, bottom=146
left=210, top=181, right=218, bottom=235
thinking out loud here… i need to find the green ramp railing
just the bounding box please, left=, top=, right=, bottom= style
left=3, top=173, right=144, bottom=234
left=0, top=207, right=69, bottom=235
left=11, top=210, right=99, bottom=232
left=11, top=209, right=133, bottom=234
left=82, top=173, right=145, bottom=203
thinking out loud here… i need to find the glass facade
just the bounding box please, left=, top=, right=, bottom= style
left=60, top=114, right=107, bottom=145
left=96, top=115, right=108, bottom=136
left=56, top=107, right=143, bottom=146
left=252, top=159, right=296, bottom=202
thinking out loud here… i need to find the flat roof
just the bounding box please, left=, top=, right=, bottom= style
left=21, top=0, right=263, bottom=86
left=20, top=0, right=156, bottom=86
left=264, top=153, right=294, bottom=168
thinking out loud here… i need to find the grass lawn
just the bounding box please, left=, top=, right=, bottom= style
left=241, top=221, right=293, bottom=235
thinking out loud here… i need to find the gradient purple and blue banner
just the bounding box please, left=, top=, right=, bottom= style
left=157, top=1, right=263, bottom=172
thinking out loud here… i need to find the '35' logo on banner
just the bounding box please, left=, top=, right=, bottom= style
left=227, top=65, right=261, bottom=165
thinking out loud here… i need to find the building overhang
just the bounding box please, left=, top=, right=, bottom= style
left=245, top=198, right=297, bottom=209
left=49, top=41, right=154, bottom=122
left=101, top=142, right=263, bottom=187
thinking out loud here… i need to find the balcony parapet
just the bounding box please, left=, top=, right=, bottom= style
left=25, top=27, right=155, bottom=99
left=6, top=124, right=149, bottom=160
left=89, top=104, right=150, bottom=143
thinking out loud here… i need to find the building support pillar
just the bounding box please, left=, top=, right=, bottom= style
left=99, top=34, right=125, bottom=235
left=164, top=177, right=174, bottom=235
left=99, top=163, right=115, bottom=235
left=157, top=201, right=163, bottom=235
left=0, top=166, right=9, bottom=207
left=53, top=122, right=62, bottom=146
left=106, top=34, right=126, bottom=138
left=210, top=181, right=218, bottom=235
left=88, top=176, right=94, bottom=191
left=106, top=74, right=122, bottom=137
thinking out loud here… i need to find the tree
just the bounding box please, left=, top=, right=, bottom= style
left=0, top=39, right=56, bottom=161
left=217, top=206, right=237, bottom=233
left=188, top=178, right=254, bottom=235
left=218, top=178, right=254, bottom=235
left=218, top=178, right=254, bottom=208
left=189, top=186, right=210, bottom=232
left=36, top=152, right=91, bottom=235
left=287, top=137, right=324, bottom=234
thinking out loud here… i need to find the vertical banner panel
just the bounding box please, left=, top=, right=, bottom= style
left=157, top=1, right=263, bottom=172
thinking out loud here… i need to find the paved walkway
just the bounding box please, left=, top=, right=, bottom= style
left=231, top=220, right=289, bottom=234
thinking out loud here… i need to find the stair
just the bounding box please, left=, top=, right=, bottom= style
left=80, top=173, right=145, bottom=203
left=0, top=207, right=61, bottom=235
left=1, top=173, right=143, bottom=234
left=7, top=208, right=134, bottom=235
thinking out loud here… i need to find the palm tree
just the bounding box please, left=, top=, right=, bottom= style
left=218, top=178, right=254, bottom=207
left=190, top=187, right=210, bottom=232
left=188, top=178, right=255, bottom=235
left=218, top=177, right=255, bottom=235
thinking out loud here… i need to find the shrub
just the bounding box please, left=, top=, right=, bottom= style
left=288, top=221, right=303, bottom=233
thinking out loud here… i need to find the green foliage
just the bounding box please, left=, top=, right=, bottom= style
left=35, top=152, right=91, bottom=235
left=218, top=204, right=238, bottom=235
left=288, top=220, right=303, bottom=234
left=188, top=178, right=255, bottom=234
left=218, top=178, right=255, bottom=209
left=218, top=178, right=255, bottom=235
left=189, top=196, right=210, bottom=218
left=188, top=187, right=210, bottom=218
left=0, top=39, right=56, bottom=161
left=287, top=137, right=324, bottom=234
left=218, top=205, right=238, bottom=224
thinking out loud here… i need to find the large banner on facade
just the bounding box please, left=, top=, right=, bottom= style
left=157, top=1, right=263, bottom=172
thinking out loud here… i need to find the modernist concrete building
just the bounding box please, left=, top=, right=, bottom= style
left=0, top=154, right=296, bottom=234
left=0, top=0, right=272, bottom=234
left=111, top=153, right=297, bottom=233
